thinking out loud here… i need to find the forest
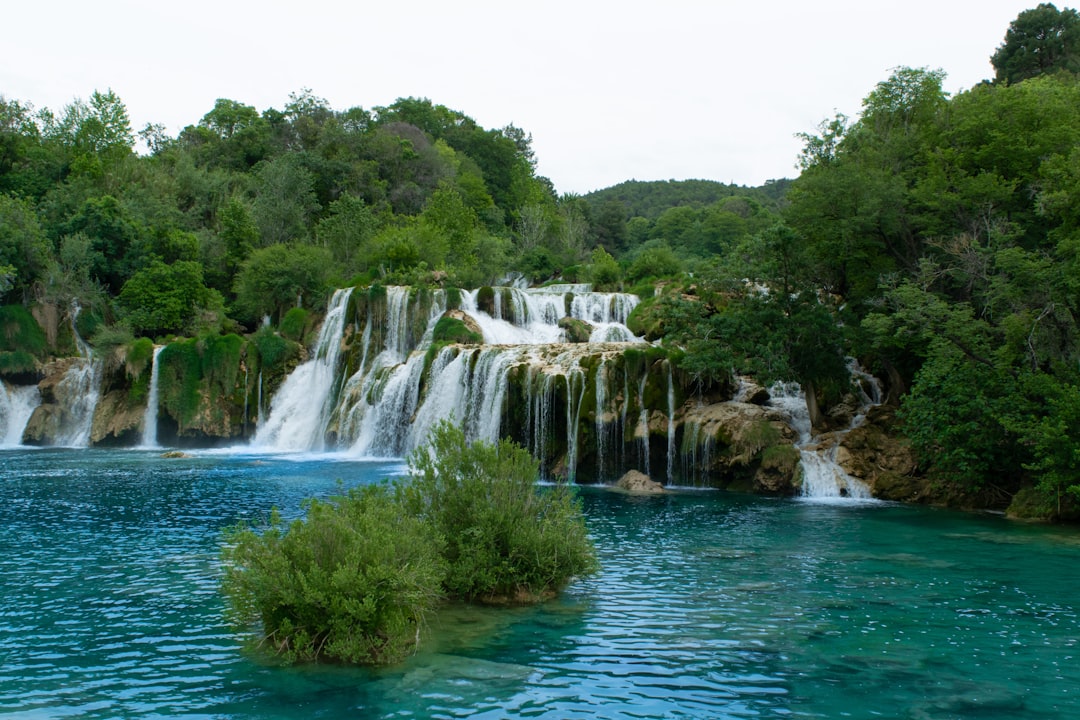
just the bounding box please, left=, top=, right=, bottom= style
left=2, top=3, right=1080, bottom=518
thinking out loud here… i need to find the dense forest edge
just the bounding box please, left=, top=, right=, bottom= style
left=3, top=4, right=1080, bottom=520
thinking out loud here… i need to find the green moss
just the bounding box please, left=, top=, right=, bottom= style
left=126, top=337, right=155, bottom=380
left=0, top=350, right=36, bottom=375
left=446, top=287, right=462, bottom=310
left=476, top=286, right=495, bottom=315
left=0, top=305, right=46, bottom=356
left=158, top=339, right=204, bottom=426
left=431, top=316, right=482, bottom=345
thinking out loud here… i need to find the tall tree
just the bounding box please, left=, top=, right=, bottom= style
left=992, top=3, right=1080, bottom=84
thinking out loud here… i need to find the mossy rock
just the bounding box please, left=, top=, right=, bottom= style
left=1005, top=486, right=1080, bottom=521
left=476, top=286, right=496, bottom=316
left=558, top=317, right=592, bottom=343
left=432, top=314, right=483, bottom=345
left=626, top=297, right=665, bottom=341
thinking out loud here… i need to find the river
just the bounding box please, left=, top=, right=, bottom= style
left=1, top=448, right=1076, bottom=718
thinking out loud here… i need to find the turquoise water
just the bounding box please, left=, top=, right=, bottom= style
left=1, top=449, right=1077, bottom=719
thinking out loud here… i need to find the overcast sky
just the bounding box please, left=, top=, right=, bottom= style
left=1, top=1, right=1044, bottom=194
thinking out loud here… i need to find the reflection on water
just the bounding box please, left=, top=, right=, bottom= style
left=1, top=449, right=1078, bottom=718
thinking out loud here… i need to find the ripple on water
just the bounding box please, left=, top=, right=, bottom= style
left=1, top=451, right=1079, bottom=718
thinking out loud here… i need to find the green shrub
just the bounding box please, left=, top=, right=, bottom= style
left=279, top=307, right=308, bottom=343
left=400, top=422, right=598, bottom=602
left=253, top=326, right=296, bottom=370
left=222, top=484, right=446, bottom=666
left=220, top=423, right=599, bottom=667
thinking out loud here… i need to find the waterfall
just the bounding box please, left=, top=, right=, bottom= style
left=637, top=372, right=650, bottom=474
left=768, top=371, right=878, bottom=500
left=0, top=383, right=40, bottom=447
left=252, top=288, right=353, bottom=452
left=140, top=346, right=165, bottom=448
left=666, top=361, right=676, bottom=484
left=257, top=283, right=653, bottom=482
left=53, top=303, right=101, bottom=447
left=594, top=358, right=608, bottom=481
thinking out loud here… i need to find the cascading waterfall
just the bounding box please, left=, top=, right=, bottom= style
left=252, top=288, right=353, bottom=452
left=0, top=383, right=40, bottom=447
left=54, top=303, right=101, bottom=447
left=637, top=372, right=650, bottom=474
left=666, top=361, right=676, bottom=484
left=769, top=371, right=878, bottom=500
left=594, top=358, right=608, bottom=480
left=140, top=346, right=165, bottom=448
left=257, top=283, right=652, bottom=480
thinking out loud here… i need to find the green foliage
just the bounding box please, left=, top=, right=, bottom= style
left=992, top=3, right=1080, bottom=84
left=118, top=260, right=223, bottom=337
left=252, top=325, right=297, bottom=371
left=221, top=484, right=446, bottom=665
left=157, top=333, right=244, bottom=430
left=0, top=304, right=46, bottom=355
left=400, top=422, right=598, bottom=602
left=587, top=247, right=621, bottom=290
left=279, top=307, right=308, bottom=343
left=221, top=424, right=597, bottom=666
left=233, top=243, right=332, bottom=324
left=0, top=195, right=51, bottom=297
left=125, top=336, right=154, bottom=379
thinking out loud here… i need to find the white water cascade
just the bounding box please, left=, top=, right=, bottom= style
left=252, top=288, right=353, bottom=452
left=0, top=383, right=40, bottom=447
left=769, top=365, right=882, bottom=500
left=253, top=283, right=646, bottom=479
left=140, top=346, right=165, bottom=448
left=54, top=303, right=102, bottom=447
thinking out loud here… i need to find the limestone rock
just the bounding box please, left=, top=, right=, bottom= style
left=836, top=405, right=919, bottom=498
left=90, top=389, right=144, bottom=446
left=614, top=469, right=665, bottom=494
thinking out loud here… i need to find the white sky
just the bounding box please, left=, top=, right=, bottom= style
left=1, top=1, right=1042, bottom=195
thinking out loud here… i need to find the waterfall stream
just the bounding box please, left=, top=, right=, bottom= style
left=53, top=303, right=101, bottom=447
left=0, top=383, right=40, bottom=447
left=768, top=365, right=881, bottom=500
left=140, top=346, right=164, bottom=448
left=252, top=288, right=353, bottom=451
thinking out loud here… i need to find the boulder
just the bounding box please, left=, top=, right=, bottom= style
left=557, top=317, right=593, bottom=343
left=614, top=469, right=665, bottom=494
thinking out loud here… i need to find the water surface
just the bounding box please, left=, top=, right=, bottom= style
left=1, top=449, right=1076, bottom=718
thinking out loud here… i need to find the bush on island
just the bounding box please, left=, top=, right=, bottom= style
left=221, top=421, right=597, bottom=665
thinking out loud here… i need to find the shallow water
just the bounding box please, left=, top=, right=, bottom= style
left=1, top=449, right=1077, bottom=718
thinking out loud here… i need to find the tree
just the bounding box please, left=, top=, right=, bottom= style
left=118, top=260, right=222, bottom=337
left=992, top=3, right=1080, bottom=84
left=0, top=194, right=51, bottom=299
left=232, top=243, right=332, bottom=323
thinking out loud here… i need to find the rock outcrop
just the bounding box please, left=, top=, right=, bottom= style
left=835, top=405, right=924, bottom=501
left=614, top=470, right=665, bottom=494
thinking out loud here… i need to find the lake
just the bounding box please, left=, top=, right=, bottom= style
left=1, top=448, right=1077, bottom=718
